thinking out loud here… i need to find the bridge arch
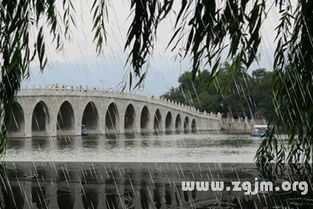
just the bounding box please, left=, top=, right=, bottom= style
left=183, top=116, right=190, bottom=133
left=57, top=101, right=75, bottom=135
left=7, top=102, right=25, bottom=137
left=175, top=114, right=182, bottom=134
left=32, top=101, right=49, bottom=136
left=13, top=88, right=222, bottom=136
left=191, top=119, right=197, bottom=133
left=153, top=109, right=162, bottom=134
left=105, top=102, right=119, bottom=134
left=140, top=106, right=150, bottom=133
left=124, top=103, right=136, bottom=133
left=165, top=112, right=173, bottom=134
left=82, top=102, right=99, bottom=134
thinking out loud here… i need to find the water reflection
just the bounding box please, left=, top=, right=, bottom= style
left=82, top=187, right=99, bottom=209
left=1, top=162, right=313, bottom=209
left=124, top=170, right=135, bottom=209
left=105, top=172, right=119, bottom=209
left=105, top=133, right=117, bottom=140
left=80, top=168, right=100, bottom=209
left=125, top=133, right=136, bottom=139
left=6, top=185, right=24, bottom=209
left=6, top=133, right=261, bottom=162
left=7, top=138, right=25, bottom=150
left=57, top=136, right=74, bottom=149
left=57, top=189, right=74, bottom=209
left=140, top=139, right=149, bottom=147
left=82, top=136, right=99, bottom=148
left=31, top=168, right=50, bottom=209
left=153, top=137, right=162, bottom=147
left=57, top=169, right=75, bottom=209
left=105, top=134, right=118, bottom=149
left=125, top=139, right=135, bottom=148
left=32, top=185, right=49, bottom=209
left=140, top=180, right=149, bottom=209
left=32, top=137, right=49, bottom=150
left=165, top=183, right=172, bottom=207
left=153, top=183, right=162, bottom=209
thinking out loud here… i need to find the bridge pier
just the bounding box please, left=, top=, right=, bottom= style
left=119, top=111, right=125, bottom=134
left=134, top=105, right=142, bottom=134
left=48, top=109, right=58, bottom=137
left=95, top=100, right=106, bottom=135
left=147, top=113, right=154, bottom=134
left=24, top=114, right=32, bottom=138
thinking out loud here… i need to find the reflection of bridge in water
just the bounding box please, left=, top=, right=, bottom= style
left=7, top=88, right=221, bottom=137
left=3, top=162, right=268, bottom=209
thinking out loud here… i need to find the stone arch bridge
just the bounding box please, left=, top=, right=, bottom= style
left=7, top=88, right=221, bottom=137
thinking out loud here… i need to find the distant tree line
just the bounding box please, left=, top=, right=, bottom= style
left=162, top=63, right=273, bottom=120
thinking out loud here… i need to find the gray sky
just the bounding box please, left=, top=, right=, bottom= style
left=24, top=0, right=278, bottom=96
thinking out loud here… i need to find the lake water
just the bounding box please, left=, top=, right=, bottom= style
left=4, top=132, right=260, bottom=162
left=2, top=133, right=312, bottom=209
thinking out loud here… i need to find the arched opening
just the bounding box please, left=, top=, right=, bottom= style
left=57, top=189, right=74, bottom=209
left=32, top=101, right=49, bottom=136
left=165, top=184, right=172, bottom=206
left=57, top=170, right=74, bottom=209
left=124, top=104, right=136, bottom=133
left=154, top=109, right=162, bottom=134
left=153, top=183, right=162, bottom=209
left=6, top=185, right=24, bottom=209
left=7, top=102, right=25, bottom=137
left=165, top=112, right=173, bottom=134
left=105, top=103, right=119, bottom=134
left=191, top=119, right=197, bottom=133
left=82, top=102, right=99, bottom=135
left=175, top=114, right=182, bottom=134
left=31, top=169, right=49, bottom=209
left=184, top=117, right=190, bottom=133
left=57, top=101, right=75, bottom=135
left=32, top=186, right=48, bottom=209
left=82, top=189, right=99, bottom=209
left=140, top=106, right=150, bottom=133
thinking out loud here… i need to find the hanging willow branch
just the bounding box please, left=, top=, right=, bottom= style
left=256, top=0, right=313, bottom=163
left=91, top=0, right=108, bottom=54
left=0, top=0, right=75, bottom=157
left=168, top=0, right=265, bottom=79
left=123, top=0, right=173, bottom=90
left=1, top=0, right=313, bottom=165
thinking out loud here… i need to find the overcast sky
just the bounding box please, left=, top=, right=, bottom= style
left=23, top=0, right=278, bottom=96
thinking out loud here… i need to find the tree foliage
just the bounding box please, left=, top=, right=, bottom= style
left=1, top=0, right=313, bottom=164
left=0, top=0, right=75, bottom=157
left=163, top=64, right=274, bottom=120
left=256, top=0, right=313, bottom=163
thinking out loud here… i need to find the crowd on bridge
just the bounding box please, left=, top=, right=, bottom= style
left=47, top=83, right=100, bottom=91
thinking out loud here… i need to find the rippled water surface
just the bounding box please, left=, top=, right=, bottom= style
left=2, top=133, right=313, bottom=209
left=5, top=132, right=261, bottom=162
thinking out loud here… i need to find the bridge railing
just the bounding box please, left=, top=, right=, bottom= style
left=18, top=87, right=222, bottom=120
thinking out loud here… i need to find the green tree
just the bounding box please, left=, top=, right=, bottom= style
left=251, top=69, right=274, bottom=119
left=163, top=65, right=273, bottom=120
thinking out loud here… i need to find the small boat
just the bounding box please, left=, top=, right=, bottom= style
left=81, top=124, right=88, bottom=136
left=251, top=125, right=267, bottom=137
